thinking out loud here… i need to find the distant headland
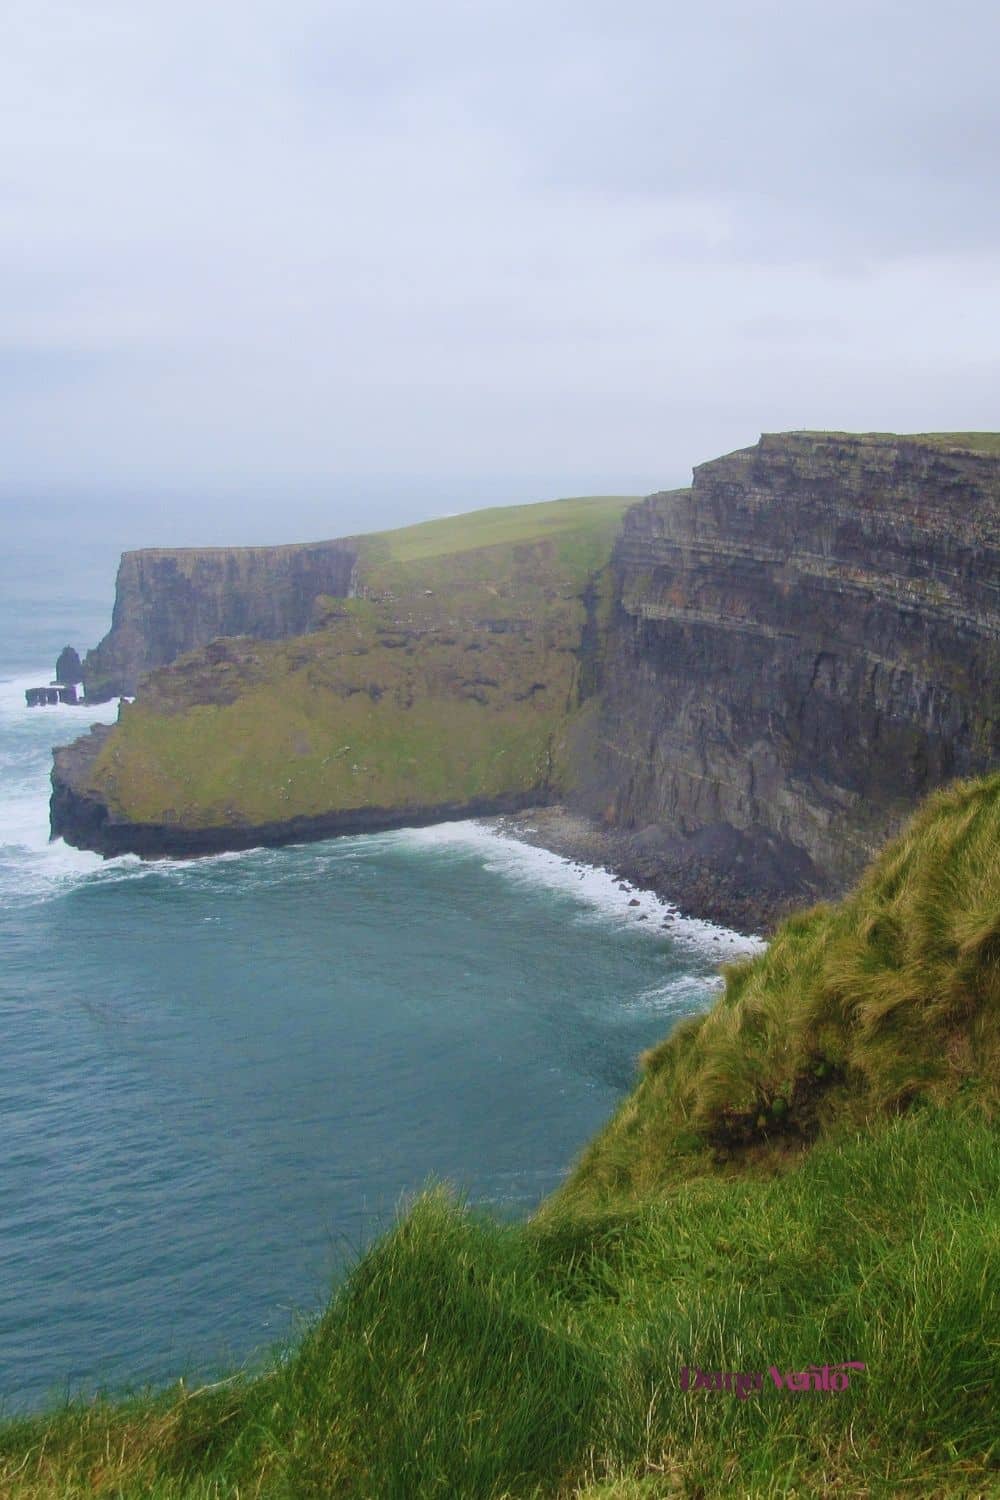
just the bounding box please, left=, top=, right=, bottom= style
left=49, top=431, right=1000, bottom=931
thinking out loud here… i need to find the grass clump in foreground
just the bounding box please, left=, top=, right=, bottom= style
left=4, top=774, right=1000, bottom=1497
left=562, top=770, right=1000, bottom=1208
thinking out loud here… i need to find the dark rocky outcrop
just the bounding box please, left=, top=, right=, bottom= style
left=568, top=431, right=1000, bottom=915
left=50, top=725, right=118, bottom=836
left=27, top=685, right=79, bottom=707
left=83, top=540, right=359, bottom=700
left=55, top=646, right=83, bottom=686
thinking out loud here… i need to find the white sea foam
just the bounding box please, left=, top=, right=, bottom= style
left=0, top=671, right=128, bottom=902
left=629, top=972, right=727, bottom=1012
left=0, top=669, right=281, bottom=901
left=390, top=819, right=766, bottom=957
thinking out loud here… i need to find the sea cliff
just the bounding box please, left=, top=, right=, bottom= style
left=51, top=433, right=1000, bottom=925
left=83, top=539, right=360, bottom=700
left=563, top=430, right=1000, bottom=923
left=52, top=496, right=633, bottom=857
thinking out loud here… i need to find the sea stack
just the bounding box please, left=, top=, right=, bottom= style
left=55, top=646, right=83, bottom=686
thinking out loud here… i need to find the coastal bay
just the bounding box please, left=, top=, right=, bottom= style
left=0, top=585, right=754, bottom=1412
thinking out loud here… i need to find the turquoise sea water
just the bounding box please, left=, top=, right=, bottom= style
left=0, top=558, right=761, bottom=1413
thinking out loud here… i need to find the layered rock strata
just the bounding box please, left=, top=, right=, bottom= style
left=568, top=432, right=1000, bottom=915
left=83, top=540, right=359, bottom=700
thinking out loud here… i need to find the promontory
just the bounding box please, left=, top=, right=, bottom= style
left=51, top=431, right=1000, bottom=928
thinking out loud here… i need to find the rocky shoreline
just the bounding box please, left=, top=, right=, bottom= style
left=50, top=730, right=819, bottom=932
left=51, top=732, right=791, bottom=931
left=485, top=804, right=813, bottom=936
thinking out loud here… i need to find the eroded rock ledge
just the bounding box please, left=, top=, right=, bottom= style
left=52, top=738, right=545, bottom=860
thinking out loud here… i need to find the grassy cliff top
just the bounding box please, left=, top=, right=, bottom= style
left=775, top=429, right=1000, bottom=455
left=79, top=494, right=636, bottom=830
left=907, top=431, right=1000, bottom=453
left=112, top=495, right=637, bottom=564
left=358, top=494, right=637, bottom=566
left=111, top=539, right=356, bottom=560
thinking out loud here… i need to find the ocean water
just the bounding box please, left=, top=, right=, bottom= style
left=0, top=560, right=762, bottom=1413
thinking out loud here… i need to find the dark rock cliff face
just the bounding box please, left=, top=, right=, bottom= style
left=569, top=432, right=1000, bottom=919
left=83, top=540, right=359, bottom=700
left=50, top=724, right=118, bottom=846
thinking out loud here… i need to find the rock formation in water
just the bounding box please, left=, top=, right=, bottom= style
left=55, top=646, right=83, bottom=686
left=51, top=435, right=1000, bottom=926
left=82, top=540, right=360, bottom=700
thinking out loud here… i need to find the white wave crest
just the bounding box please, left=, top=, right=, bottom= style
left=389, top=820, right=765, bottom=955
left=0, top=669, right=125, bottom=902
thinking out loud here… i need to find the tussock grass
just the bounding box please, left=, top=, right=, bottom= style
left=5, top=773, right=1000, bottom=1495
left=563, top=772, right=1000, bottom=1207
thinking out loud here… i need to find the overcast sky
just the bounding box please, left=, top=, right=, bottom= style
left=2, top=0, right=998, bottom=548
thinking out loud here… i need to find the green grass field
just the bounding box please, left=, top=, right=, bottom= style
left=6, top=1106, right=996, bottom=1499
left=361, top=495, right=636, bottom=568
left=5, top=772, right=999, bottom=1496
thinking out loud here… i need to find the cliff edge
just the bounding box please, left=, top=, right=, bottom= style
left=83, top=539, right=360, bottom=700
left=13, top=767, right=1000, bottom=1495
left=564, top=430, right=1000, bottom=921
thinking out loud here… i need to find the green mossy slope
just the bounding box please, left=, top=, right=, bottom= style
left=559, top=770, right=1000, bottom=1210
left=82, top=496, right=633, bottom=829
left=793, top=429, right=1000, bottom=454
